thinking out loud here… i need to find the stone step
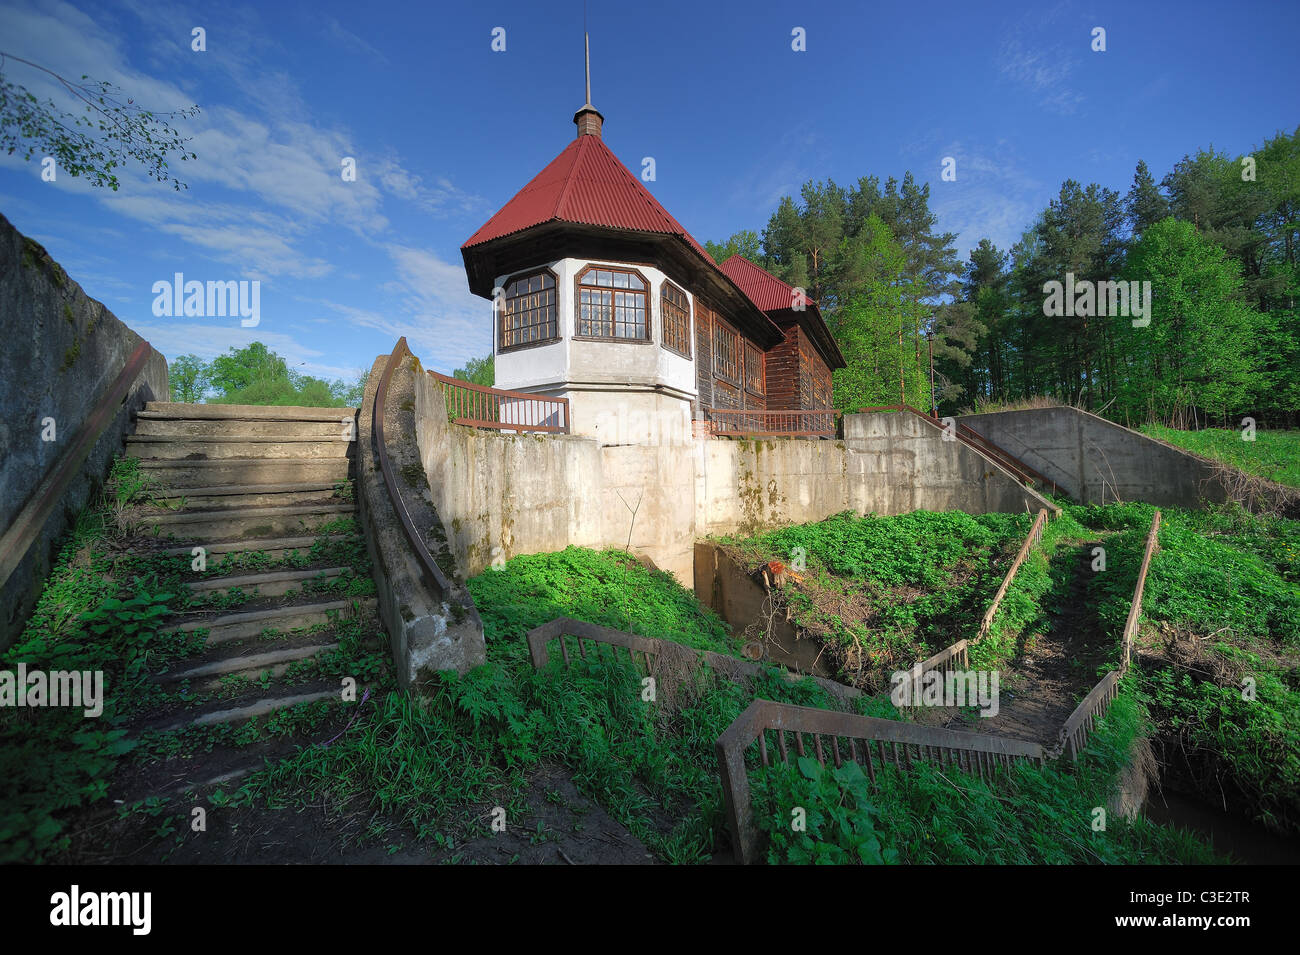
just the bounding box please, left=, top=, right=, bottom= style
left=157, top=534, right=353, bottom=562
left=154, top=482, right=347, bottom=510
left=135, top=415, right=354, bottom=439
left=158, top=641, right=340, bottom=689
left=150, top=687, right=339, bottom=733
left=140, top=503, right=356, bottom=541
left=186, top=566, right=350, bottom=599
left=143, top=402, right=358, bottom=421
left=127, top=435, right=354, bottom=460
left=136, top=457, right=351, bottom=487
left=164, top=597, right=376, bottom=645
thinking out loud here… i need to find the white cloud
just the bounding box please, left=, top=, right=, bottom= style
left=929, top=140, right=1045, bottom=259
left=996, top=5, right=1085, bottom=115
left=312, top=243, right=490, bottom=373
left=0, top=0, right=478, bottom=286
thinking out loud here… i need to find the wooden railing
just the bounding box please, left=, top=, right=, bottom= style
left=525, top=617, right=863, bottom=706
left=976, top=508, right=1048, bottom=640
left=705, top=408, right=840, bottom=438
left=719, top=510, right=1166, bottom=860
left=1119, top=510, right=1162, bottom=672
left=893, top=508, right=1045, bottom=711
left=430, top=371, right=569, bottom=434
left=717, top=700, right=1047, bottom=864
left=1055, top=510, right=1161, bottom=759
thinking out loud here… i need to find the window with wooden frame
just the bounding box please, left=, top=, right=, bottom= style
left=712, top=317, right=740, bottom=384
left=660, top=281, right=691, bottom=358
left=499, top=269, right=558, bottom=350
left=576, top=265, right=649, bottom=340
left=743, top=341, right=765, bottom=396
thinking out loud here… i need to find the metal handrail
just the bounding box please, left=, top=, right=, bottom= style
left=429, top=370, right=569, bottom=434
left=705, top=407, right=840, bottom=437
left=857, top=403, right=1059, bottom=491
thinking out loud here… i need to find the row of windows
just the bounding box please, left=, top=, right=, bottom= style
left=699, top=302, right=765, bottom=397
left=499, top=265, right=768, bottom=396
left=498, top=265, right=692, bottom=361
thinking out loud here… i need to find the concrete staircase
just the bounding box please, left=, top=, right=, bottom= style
left=121, top=402, right=385, bottom=795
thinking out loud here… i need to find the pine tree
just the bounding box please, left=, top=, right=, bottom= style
left=1126, top=160, right=1170, bottom=237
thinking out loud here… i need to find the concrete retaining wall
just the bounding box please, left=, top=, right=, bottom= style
left=0, top=214, right=168, bottom=648
left=415, top=365, right=1053, bottom=589
left=956, top=406, right=1288, bottom=509
left=700, top=412, right=1052, bottom=538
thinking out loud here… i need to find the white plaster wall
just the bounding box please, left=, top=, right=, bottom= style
left=492, top=257, right=698, bottom=445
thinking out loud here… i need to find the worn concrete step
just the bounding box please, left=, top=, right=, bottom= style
left=157, top=534, right=353, bottom=562
left=186, top=566, right=350, bottom=599
left=150, top=687, right=339, bottom=733
left=127, top=435, right=355, bottom=460
left=113, top=737, right=306, bottom=804
left=164, top=597, right=376, bottom=645
left=136, top=457, right=352, bottom=487
left=141, top=503, right=356, bottom=541
left=154, top=482, right=347, bottom=510
left=135, top=415, right=355, bottom=439
left=159, top=641, right=340, bottom=688
left=143, top=402, right=358, bottom=421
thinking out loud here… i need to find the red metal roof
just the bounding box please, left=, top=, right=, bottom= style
left=717, top=254, right=817, bottom=313
left=720, top=254, right=845, bottom=369
left=462, top=135, right=713, bottom=264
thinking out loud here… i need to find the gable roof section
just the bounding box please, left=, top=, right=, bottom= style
left=718, top=254, right=812, bottom=312
left=462, top=135, right=711, bottom=263
left=719, top=255, right=846, bottom=370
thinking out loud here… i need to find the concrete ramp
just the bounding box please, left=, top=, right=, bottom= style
left=957, top=406, right=1292, bottom=511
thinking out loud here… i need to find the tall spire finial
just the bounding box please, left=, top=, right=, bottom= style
left=573, top=25, right=604, bottom=138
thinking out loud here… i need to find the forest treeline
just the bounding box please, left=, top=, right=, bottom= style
left=168, top=342, right=367, bottom=407
left=706, top=126, right=1300, bottom=428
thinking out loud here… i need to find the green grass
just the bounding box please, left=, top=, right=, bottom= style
left=753, top=684, right=1219, bottom=864
left=717, top=511, right=1035, bottom=680
left=0, top=459, right=179, bottom=862
left=1069, top=501, right=1300, bottom=835
left=233, top=547, right=788, bottom=863
left=0, top=457, right=378, bottom=863
left=13, top=484, right=1285, bottom=864
left=1141, top=424, right=1300, bottom=488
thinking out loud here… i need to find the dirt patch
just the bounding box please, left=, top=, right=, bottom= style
left=63, top=762, right=652, bottom=865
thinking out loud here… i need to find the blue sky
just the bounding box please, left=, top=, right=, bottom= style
left=1, top=0, right=1296, bottom=382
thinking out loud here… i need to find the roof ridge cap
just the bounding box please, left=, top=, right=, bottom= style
left=552, top=136, right=588, bottom=221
